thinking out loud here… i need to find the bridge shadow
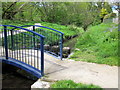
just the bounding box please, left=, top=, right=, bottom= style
left=44, top=55, right=68, bottom=75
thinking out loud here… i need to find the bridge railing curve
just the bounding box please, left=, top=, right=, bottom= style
left=0, top=25, right=45, bottom=77
left=19, top=25, right=64, bottom=60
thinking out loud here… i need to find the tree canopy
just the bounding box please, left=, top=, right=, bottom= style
left=2, top=2, right=113, bottom=31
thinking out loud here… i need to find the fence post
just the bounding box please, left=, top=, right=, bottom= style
left=40, top=37, right=44, bottom=76
left=60, top=34, right=63, bottom=60
left=4, top=26, right=8, bottom=59
left=33, top=26, right=35, bottom=48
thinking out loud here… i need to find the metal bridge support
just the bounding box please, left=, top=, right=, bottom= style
left=4, top=26, right=8, bottom=59
left=33, top=26, right=35, bottom=48
left=40, top=37, right=44, bottom=76
left=60, top=34, right=63, bottom=60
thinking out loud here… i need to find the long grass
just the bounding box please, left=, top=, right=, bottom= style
left=50, top=80, right=102, bottom=89
left=70, top=23, right=118, bottom=66
left=2, top=20, right=84, bottom=38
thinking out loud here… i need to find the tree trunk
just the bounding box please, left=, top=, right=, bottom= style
left=2, top=2, right=27, bottom=20
left=2, top=2, right=17, bottom=19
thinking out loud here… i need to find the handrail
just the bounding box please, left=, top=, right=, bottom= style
left=0, top=25, right=45, bottom=38
left=20, top=25, right=64, bottom=35
left=0, top=25, right=45, bottom=76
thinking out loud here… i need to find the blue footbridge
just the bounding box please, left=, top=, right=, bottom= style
left=0, top=24, right=64, bottom=78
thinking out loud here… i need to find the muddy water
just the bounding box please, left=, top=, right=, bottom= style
left=2, top=64, right=36, bottom=89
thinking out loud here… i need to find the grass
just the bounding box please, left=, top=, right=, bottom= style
left=40, top=22, right=84, bottom=38
left=70, top=23, right=118, bottom=66
left=2, top=20, right=84, bottom=39
left=2, top=19, right=35, bottom=26
left=50, top=80, right=102, bottom=89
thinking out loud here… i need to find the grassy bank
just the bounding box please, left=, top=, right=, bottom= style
left=2, top=20, right=83, bottom=38
left=50, top=80, right=101, bottom=89
left=41, top=22, right=84, bottom=38
left=70, top=23, right=118, bottom=66
left=2, top=20, right=36, bottom=26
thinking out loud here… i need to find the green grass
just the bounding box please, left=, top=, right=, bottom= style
left=41, top=22, right=84, bottom=38
left=2, top=19, right=35, bottom=26
left=2, top=20, right=37, bottom=30
left=50, top=80, right=102, bottom=89
left=70, top=23, right=118, bottom=66
left=2, top=20, right=84, bottom=38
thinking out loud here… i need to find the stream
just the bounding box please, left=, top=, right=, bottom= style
left=63, top=36, right=78, bottom=58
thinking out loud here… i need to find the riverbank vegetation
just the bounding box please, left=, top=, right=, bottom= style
left=70, top=23, right=118, bottom=66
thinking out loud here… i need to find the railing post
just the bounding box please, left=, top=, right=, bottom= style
left=40, top=37, right=44, bottom=76
left=33, top=26, right=35, bottom=48
left=60, top=34, right=63, bottom=60
left=4, top=26, right=8, bottom=59
left=10, top=30, right=14, bottom=50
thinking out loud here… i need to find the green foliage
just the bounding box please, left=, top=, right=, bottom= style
left=2, top=20, right=83, bottom=39
left=70, top=23, right=118, bottom=66
left=40, top=22, right=84, bottom=38
left=51, top=80, right=101, bottom=88
left=2, top=2, right=112, bottom=31
left=99, top=8, right=108, bottom=21
left=2, top=19, right=35, bottom=26
left=104, top=13, right=117, bottom=19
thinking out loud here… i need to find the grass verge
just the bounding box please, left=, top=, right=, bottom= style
left=50, top=80, right=102, bottom=89
left=70, top=23, right=118, bottom=66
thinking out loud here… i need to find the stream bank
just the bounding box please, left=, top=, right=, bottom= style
left=63, top=35, right=79, bottom=58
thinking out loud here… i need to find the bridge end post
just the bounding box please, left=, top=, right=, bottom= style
left=10, top=30, right=14, bottom=51
left=33, top=26, right=35, bottom=49
left=4, top=26, right=8, bottom=59
left=60, top=34, right=63, bottom=60
left=40, top=37, right=44, bottom=76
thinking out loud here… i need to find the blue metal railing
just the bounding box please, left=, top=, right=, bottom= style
left=20, top=25, right=64, bottom=60
left=0, top=25, right=64, bottom=78
left=0, top=25, right=45, bottom=77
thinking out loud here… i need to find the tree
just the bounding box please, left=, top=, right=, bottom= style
left=2, top=2, right=28, bottom=20
left=2, top=2, right=112, bottom=31
left=99, top=8, right=108, bottom=22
